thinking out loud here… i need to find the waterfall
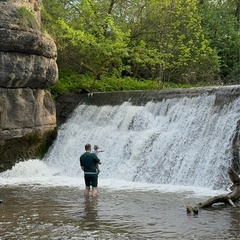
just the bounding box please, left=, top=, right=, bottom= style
left=43, top=92, right=240, bottom=190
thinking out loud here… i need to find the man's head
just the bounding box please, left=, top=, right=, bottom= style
left=85, top=143, right=91, bottom=151
left=94, top=145, right=99, bottom=150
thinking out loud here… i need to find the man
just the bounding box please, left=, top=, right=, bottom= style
left=80, top=143, right=101, bottom=197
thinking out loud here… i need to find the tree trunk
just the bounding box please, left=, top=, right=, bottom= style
left=235, top=0, right=240, bottom=22
left=186, top=168, right=240, bottom=214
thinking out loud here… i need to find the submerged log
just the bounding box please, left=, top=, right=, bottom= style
left=187, top=168, right=240, bottom=214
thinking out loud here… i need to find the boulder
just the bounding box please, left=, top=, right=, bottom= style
left=0, top=88, right=56, bottom=140
left=0, top=0, right=58, bottom=88
left=0, top=0, right=58, bottom=171
left=0, top=52, right=58, bottom=88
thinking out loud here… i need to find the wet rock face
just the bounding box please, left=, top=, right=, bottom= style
left=1, top=0, right=42, bottom=28
left=0, top=88, right=56, bottom=140
left=0, top=52, right=58, bottom=88
left=0, top=0, right=58, bottom=171
left=0, top=0, right=58, bottom=88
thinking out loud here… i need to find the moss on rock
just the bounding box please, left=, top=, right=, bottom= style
left=0, top=128, right=57, bottom=172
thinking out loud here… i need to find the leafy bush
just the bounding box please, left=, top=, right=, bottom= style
left=50, top=69, right=210, bottom=97
left=50, top=70, right=160, bottom=96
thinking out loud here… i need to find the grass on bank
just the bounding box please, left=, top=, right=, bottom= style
left=50, top=70, right=196, bottom=97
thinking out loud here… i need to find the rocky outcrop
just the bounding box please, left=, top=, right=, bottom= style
left=0, top=0, right=58, bottom=88
left=0, top=0, right=58, bottom=172
left=0, top=88, right=56, bottom=140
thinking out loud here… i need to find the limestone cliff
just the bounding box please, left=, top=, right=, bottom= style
left=0, top=0, right=58, bottom=171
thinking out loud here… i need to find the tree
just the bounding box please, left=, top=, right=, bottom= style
left=135, top=0, right=219, bottom=83
left=199, top=0, right=240, bottom=84
left=187, top=168, right=240, bottom=214
left=42, top=0, right=222, bottom=86
left=43, top=0, right=130, bottom=85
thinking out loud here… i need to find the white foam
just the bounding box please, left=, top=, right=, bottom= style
left=0, top=159, right=52, bottom=178
left=1, top=94, right=239, bottom=195
left=0, top=158, right=228, bottom=197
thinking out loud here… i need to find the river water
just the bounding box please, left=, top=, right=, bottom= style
left=1, top=180, right=239, bottom=240
left=1, top=92, right=240, bottom=239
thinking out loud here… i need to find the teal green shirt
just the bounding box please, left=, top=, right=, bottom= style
left=80, top=152, right=101, bottom=174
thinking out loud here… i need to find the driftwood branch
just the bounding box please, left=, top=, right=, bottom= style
left=186, top=168, right=240, bottom=214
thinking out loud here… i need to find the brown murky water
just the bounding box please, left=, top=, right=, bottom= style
left=0, top=185, right=240, bottom=239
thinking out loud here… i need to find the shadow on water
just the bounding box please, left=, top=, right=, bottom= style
left=0, top=185, right=240, bottom=239
left=79, top=197, right=100, bottom=229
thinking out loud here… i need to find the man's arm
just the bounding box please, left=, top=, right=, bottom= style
left=80, top=157, right=84, bottom=171
left=92, top=153, right=102, bottom=164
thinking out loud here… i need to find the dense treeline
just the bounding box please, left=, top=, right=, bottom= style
left=42, top=0, right=240, bottom=91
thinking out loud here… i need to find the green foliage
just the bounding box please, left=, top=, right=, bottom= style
left=42, top=0, right=240, bottom=90
left=50, top=70, right=88, bottom=95
left=17, top=7, right=34, bottom=19
left=43, top=0, right=130, bottom=80
left=94, top=77, right=159, bottom=91
left=50, top=70, right=208, bottom=97
left=16, top=7, right=37, bottom=29
left=199, top=0, right=240, bottom=84
left=138, top=0, right=219, bottom=83
left=50, top=70, right=159, bottom=96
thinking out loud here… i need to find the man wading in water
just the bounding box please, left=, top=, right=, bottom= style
left=80, top=143, right=101, bottom=197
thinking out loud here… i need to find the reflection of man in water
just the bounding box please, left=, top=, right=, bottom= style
left=83, top=198, right=99, bottom=227
left=80, top=143, right=101, bottom=197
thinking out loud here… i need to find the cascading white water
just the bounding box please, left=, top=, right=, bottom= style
left=42, top=93, right=240, bottom=190
left=1, top=91, right=240, bottom=240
